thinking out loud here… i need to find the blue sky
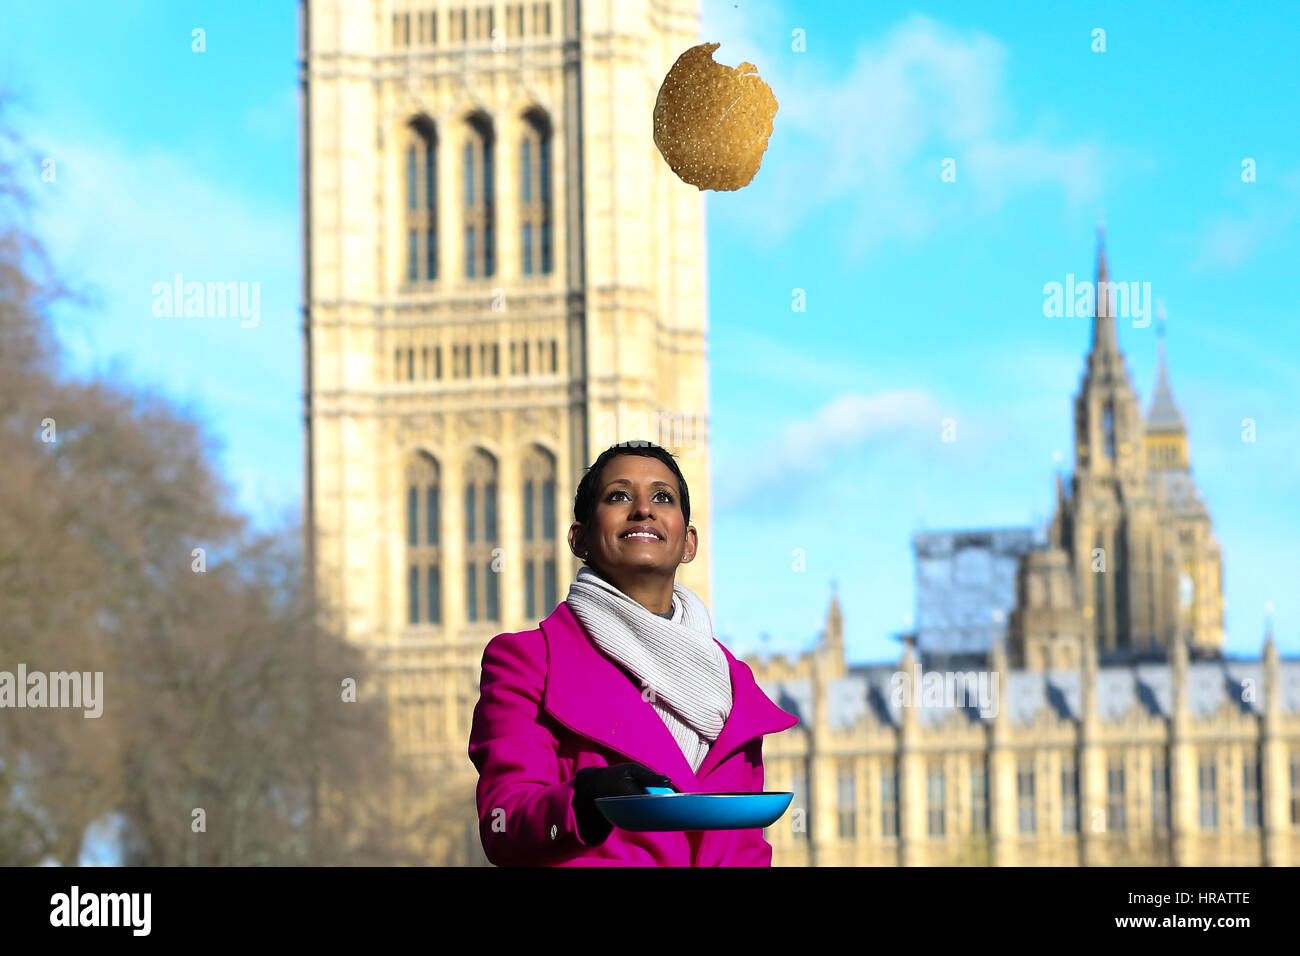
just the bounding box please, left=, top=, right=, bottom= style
left=4, top=0, right=1297, bottom=676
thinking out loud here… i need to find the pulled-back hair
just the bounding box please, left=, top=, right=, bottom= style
left=572, top=441, right=691, bottom=531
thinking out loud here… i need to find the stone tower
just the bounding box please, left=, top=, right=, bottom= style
left=301, top=0, right=711, bottom=861
left=1141, top=306, right=1225, bottom=649
left=1048, top=231, right=1224, bottom=659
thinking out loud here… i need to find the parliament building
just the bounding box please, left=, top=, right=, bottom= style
left=750, top=242, right=1299, bottom=867
left=302, top=0, right=1298, bottom=865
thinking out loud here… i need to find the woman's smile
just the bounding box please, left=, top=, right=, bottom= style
left=567, top=449, right=699, bottom=614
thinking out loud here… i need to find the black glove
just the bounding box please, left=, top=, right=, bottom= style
left=571, top=762, right=675, bottom=845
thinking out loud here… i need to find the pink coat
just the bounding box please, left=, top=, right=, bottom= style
left=468, top=599, right=800, bottom=866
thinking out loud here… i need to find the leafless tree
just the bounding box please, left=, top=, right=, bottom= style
left=0, top=92, right=429, bottom=866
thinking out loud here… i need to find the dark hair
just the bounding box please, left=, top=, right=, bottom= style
left=573, top=441, right=691, bottom=529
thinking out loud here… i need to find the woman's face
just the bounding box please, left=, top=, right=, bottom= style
left=568, top=454, right=697, bottom=578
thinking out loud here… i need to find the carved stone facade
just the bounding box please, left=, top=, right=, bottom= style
left=748, top=238, right=1294, bottom=866
left=752, top=597, right=1300, bottom=867
left=1043, top=237, right=1225, bottom=660
left=302, top=0, right=710, bottom=863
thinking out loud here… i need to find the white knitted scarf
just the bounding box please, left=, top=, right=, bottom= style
left=564, top=566, right=733, bottom=773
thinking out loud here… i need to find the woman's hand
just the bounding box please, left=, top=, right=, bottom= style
left=571, top=763, right=676, bottom=844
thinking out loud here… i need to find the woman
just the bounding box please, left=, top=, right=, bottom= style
left=467, top=440, right=798, bottom=866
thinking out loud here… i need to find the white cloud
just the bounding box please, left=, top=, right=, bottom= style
left=25, top=128, right=297, bottom=383
left=1188, top=175, right=1300, bottom=275
left=719, top=388, right=944, bottom=499
left=1190, top=218, right=1259, bottom=272
left=23, top=126, right=300, bottom=527
left=31, top=134, right=294, bottom=292
left=711, top=327, right=886, bottom=391
left=698, top=7, right=1111, bottom=258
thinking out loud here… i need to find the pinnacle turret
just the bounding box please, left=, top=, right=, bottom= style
left=1146, top=303, right=1186, bottom=431
left=1091, top=225, right=1120, bottom=355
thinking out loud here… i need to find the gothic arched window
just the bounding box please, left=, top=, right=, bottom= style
left=463, top=113, right=495, bottom=279
left=464, top=448, right=499, bottom=622
left=521, top=444, right=557, bottom=619
left=405, top=452, right=441, bottom=625
left=405, top=117, right=438, bottom=283
left=519, top=109, right=552, bottom=276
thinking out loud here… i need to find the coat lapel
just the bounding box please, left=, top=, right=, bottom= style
left=696, top=646, right=800, bottom=780
left=540, top=601, right=800, bottom=791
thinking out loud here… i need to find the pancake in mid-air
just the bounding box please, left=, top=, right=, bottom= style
left=653, top=42, right=778, bottom=192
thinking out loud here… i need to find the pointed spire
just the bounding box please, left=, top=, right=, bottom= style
left=1263, top=608, right=1280, bottom=730
left=1090, top=221, right=1119, bottom=355
left=820, top=585, right=844, bottom=665
left=1146, top=301, right=1186, bottom=431
left=1096, top=214, right=1108, bottom=284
